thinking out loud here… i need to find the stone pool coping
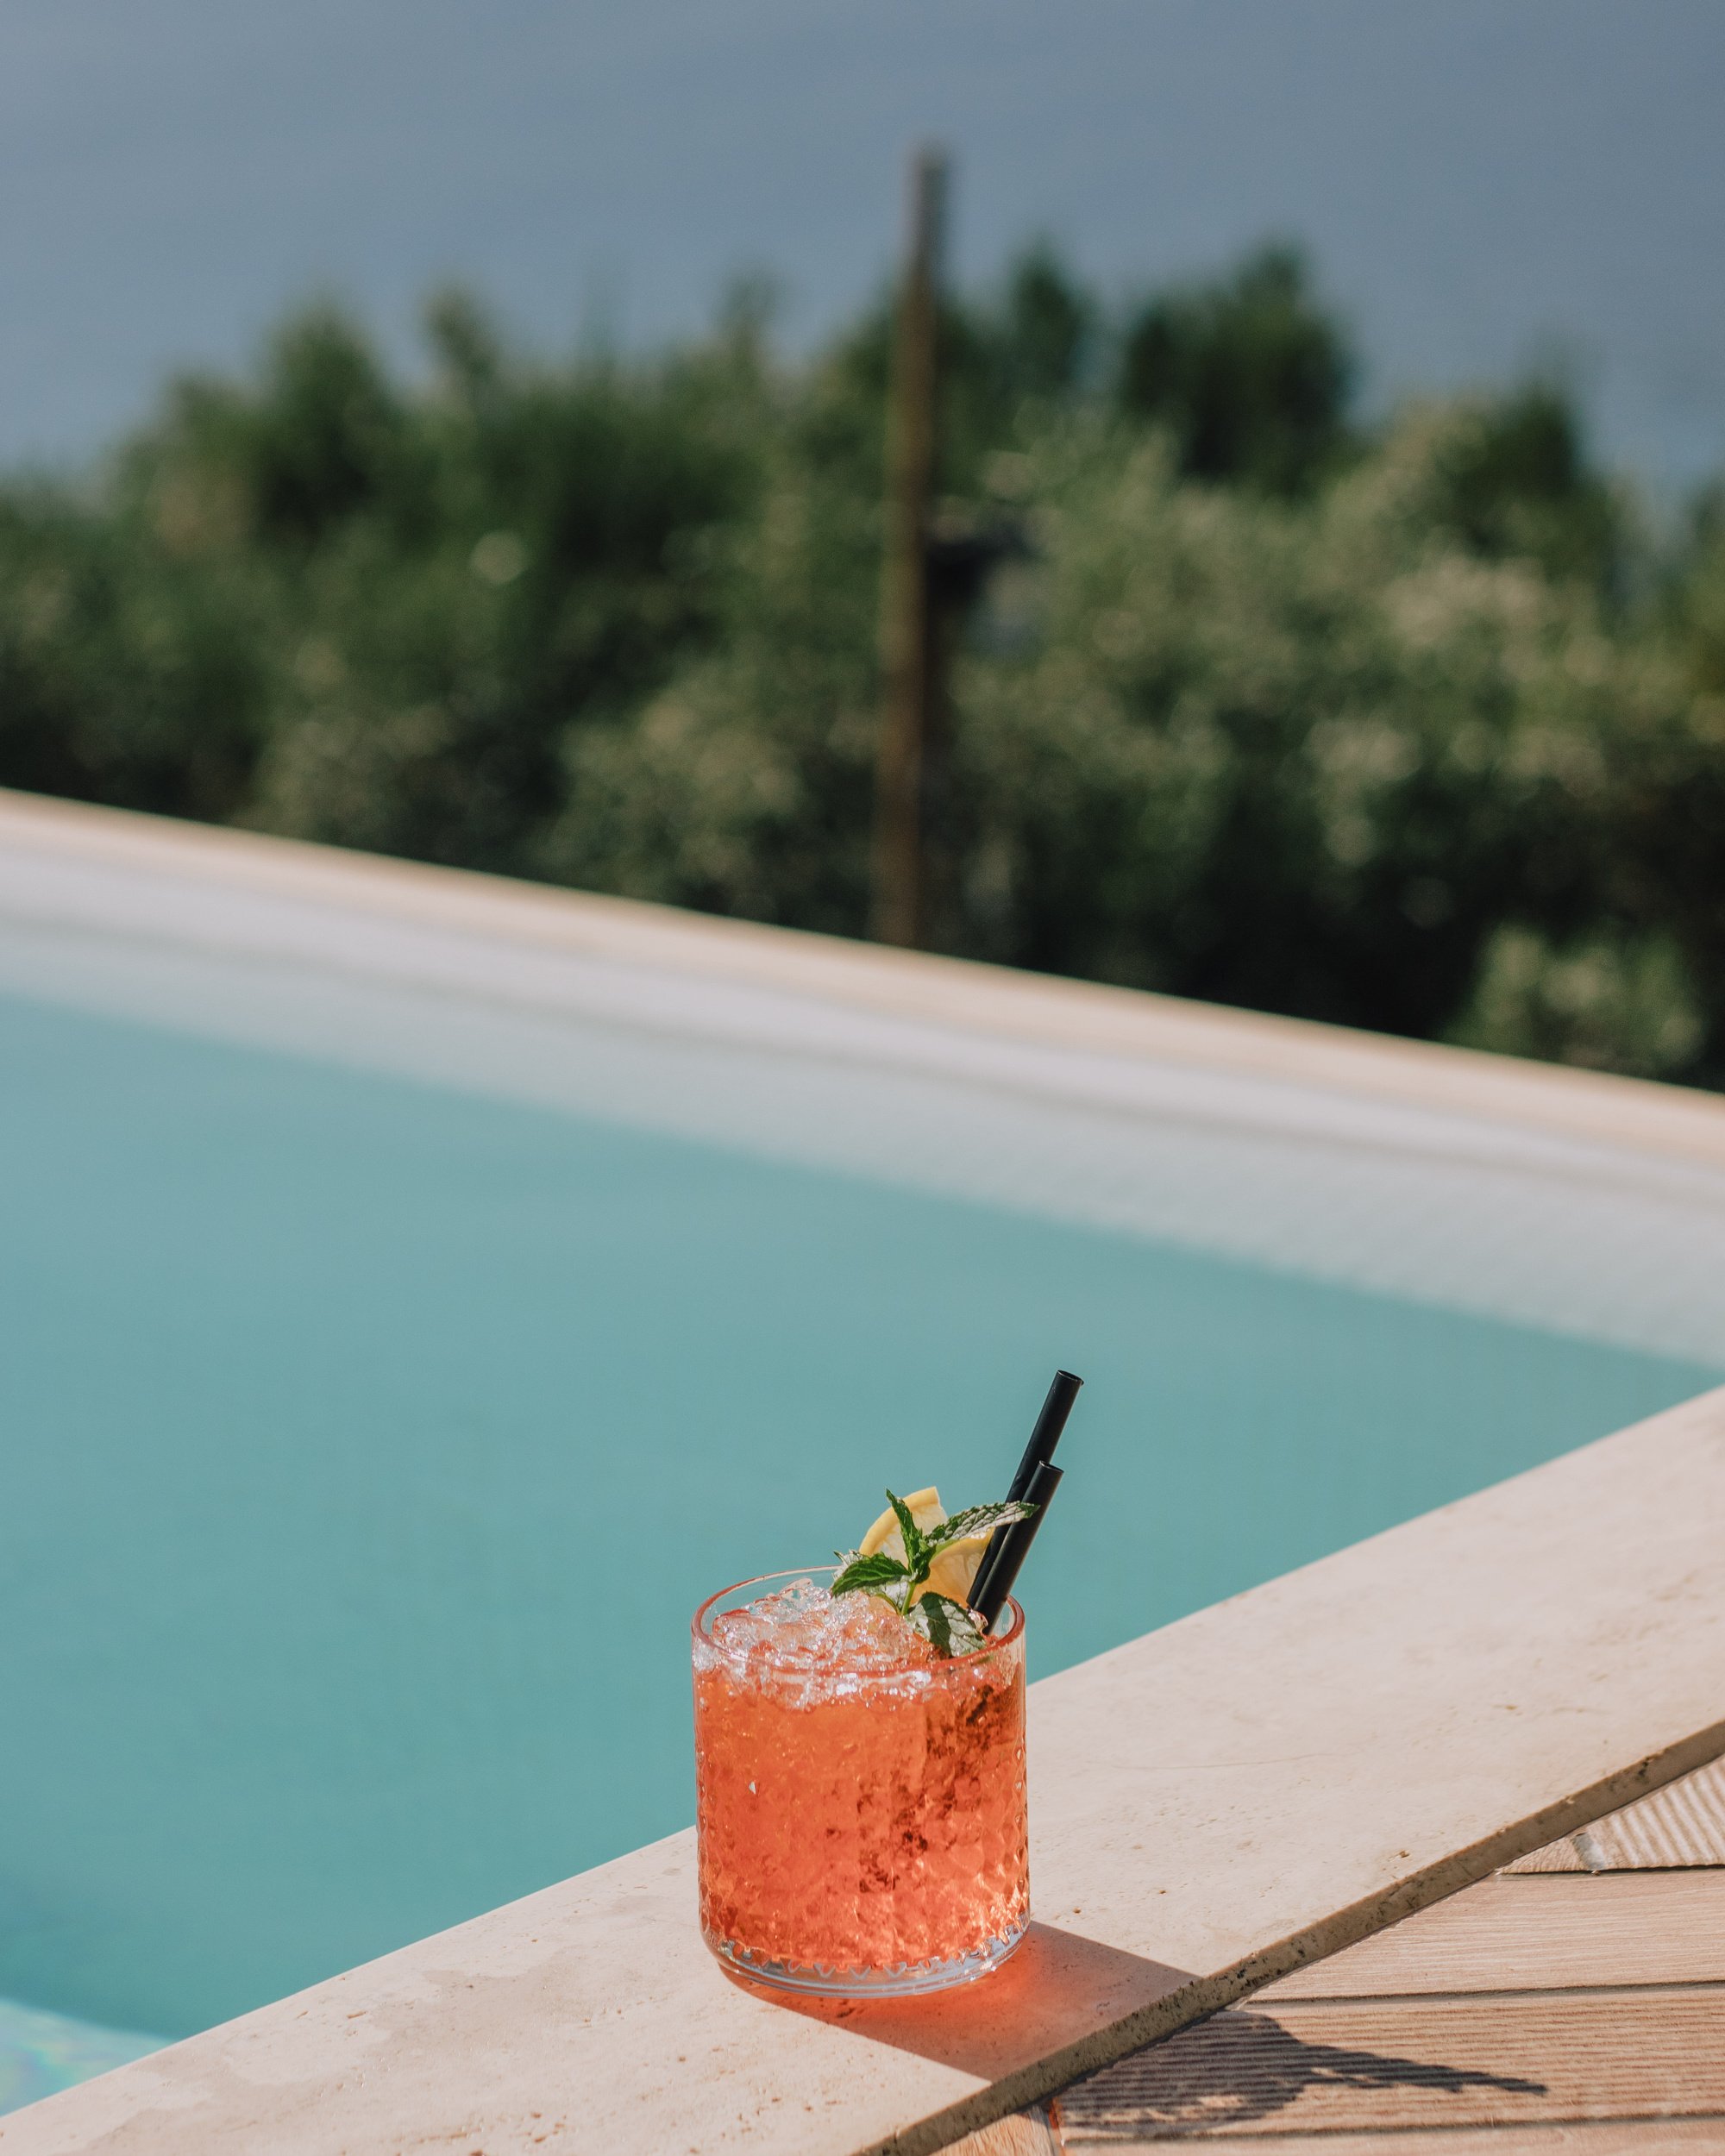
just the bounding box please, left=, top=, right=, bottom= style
left=8, top=1384, right=1723, bottom=2156
left=6, top=784, right=1725, bottom=1178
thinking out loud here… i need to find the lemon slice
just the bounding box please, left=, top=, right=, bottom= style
left=857, top=1487, right=945, bottom=1561
left=910, top=1534, right=991, bottom=1609
left=854, top=1488, right=991, bottom=1611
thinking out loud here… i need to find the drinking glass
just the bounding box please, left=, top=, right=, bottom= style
left=692, top=1567, right=1029, bottom=1996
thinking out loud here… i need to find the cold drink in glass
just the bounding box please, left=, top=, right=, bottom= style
left=692, top=1569, right=1029, bottom=1996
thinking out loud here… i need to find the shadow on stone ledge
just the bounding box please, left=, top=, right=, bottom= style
left=721, top=1921, right=1196, bottom=2081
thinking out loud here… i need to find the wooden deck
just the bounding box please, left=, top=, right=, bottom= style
left=971, top=1758, right=1725, bottom=2153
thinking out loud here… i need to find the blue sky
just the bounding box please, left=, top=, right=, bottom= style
left=4, top=0, right=1723, bottom=484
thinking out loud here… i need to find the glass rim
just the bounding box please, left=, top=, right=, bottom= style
left=692, top=1564, right=1025, bottom=1662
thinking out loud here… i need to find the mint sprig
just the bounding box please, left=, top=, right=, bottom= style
left=904, top=1592, right=986, bottom=1657
left=830, top=1551, right=908, bottom=1596
left=937, top=1501, right=1035, bottom=1545
left=829, top=1486, right=1037, bottom=1654
left=887, top=1489, right=932, bottom=1575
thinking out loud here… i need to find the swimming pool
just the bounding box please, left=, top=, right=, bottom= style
left=3, top=797, right=1722, bottom=2101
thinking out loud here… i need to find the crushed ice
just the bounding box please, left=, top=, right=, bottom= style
left=699, top=1579, right=950, bottom=1696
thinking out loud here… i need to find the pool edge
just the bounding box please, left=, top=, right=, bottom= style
left=5, top=1381, right=1723, bottom=2156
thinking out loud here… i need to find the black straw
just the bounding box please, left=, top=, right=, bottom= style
left=1004, top=1369, right=1082, bottom=1502
left=969, top=1369, right=1082, bottom=1631
left=970, top=1459, right=1063, bottom=1629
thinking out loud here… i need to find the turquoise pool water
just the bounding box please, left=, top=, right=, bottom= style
left=2, top=990, right=1716, bottom=2060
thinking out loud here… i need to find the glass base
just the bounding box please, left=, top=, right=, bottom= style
left=706, top=1915, right=1028, bottom=1997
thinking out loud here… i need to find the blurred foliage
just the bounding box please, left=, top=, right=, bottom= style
left=3, top=243, right=1724, bottom=1087
left=1447, top=925, right=1704, bottom=1080
left=1116, top=245, right=1353, bottom=495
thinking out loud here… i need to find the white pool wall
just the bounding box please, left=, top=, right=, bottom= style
left=3, top=786, right=1725, bottom=1363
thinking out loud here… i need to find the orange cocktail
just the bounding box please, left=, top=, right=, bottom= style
left=693, top=1570, right=1028, bottom=1995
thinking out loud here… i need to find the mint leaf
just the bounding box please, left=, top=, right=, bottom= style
left=904, top=1592, right=986, bottom=1657
left=829, top=1484, right=1036, bottom=1645
left=831, top=1551, right=909, bottom=1597
left=932, top=1499, right=1036, bottom=1548
left=886, top=1489, right=931, bottom=1576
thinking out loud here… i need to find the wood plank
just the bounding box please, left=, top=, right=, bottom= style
left=1261, top=1872, right=1725, bottom=1998
left=7, top=1391, right=1725, bottom=2156
left=1112, top=2123, right=1725, bottom=2154
left=1506, top=1755, right=1725, bottom=1873
left=944, top=2111, right=1059, bottom=2156
left=1052, top=1992, right=1725, bottom=2141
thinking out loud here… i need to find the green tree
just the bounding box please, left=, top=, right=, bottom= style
left=1421, top=380, right=1624, bottom=592
left=1116, top=244, right=1354, bottom=494
left=3, top=246, right=1722, bottom=1087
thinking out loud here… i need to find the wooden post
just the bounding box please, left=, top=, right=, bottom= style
left=871, top=147, right=946, bottom=950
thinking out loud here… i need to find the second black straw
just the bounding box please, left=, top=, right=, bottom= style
left=970, top=1369, right=1082, bottom=1627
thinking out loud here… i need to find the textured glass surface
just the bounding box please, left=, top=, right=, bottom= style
left=693, top=1576, right=1027, bottom=1990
